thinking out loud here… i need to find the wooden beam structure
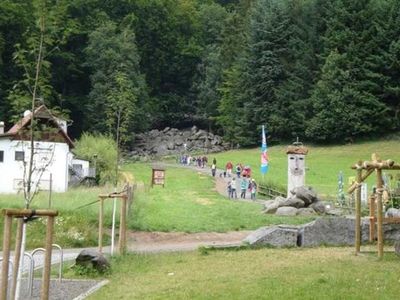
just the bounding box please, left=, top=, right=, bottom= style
left=98, top=188, right=130, bottom=255
left=349, top=153, right=400, bottom=259
left=1, top=209, right=58, bottom=300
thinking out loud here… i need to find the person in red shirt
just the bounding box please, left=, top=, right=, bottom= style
left=226, top=161, right=233, bottom=177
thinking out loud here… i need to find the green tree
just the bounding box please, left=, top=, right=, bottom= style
left=84, top=19, right=148, bottom=137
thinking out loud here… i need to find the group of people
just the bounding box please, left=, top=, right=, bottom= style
left=227, top=176, right=257, bottom=200
left=180, top=155, right=208, bottom=168
left=179, top=155, right=258, bottom=200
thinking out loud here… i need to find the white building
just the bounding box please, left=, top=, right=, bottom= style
left=0, top=105, right=76, bottom=193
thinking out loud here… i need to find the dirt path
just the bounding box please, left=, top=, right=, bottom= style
left=127, top=230, right=251, bottom=253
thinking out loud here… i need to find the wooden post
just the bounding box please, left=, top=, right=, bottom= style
left=41, top=216, right=55, bottom=300
left=1, top=215, right=13, bottom=300
left=98, top=197, right=104, bottom=253
left=369, top=195, right=376, bottom=242
left=10, top=218, right=24, bottom=300
left=376, top=169, right=384, bottom=259
left=119, top=195, right=127, bottom=254
left=355, top=167, right=362, bottom=255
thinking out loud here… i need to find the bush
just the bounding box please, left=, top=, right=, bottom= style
left=74, top=133, right=117, bottom=184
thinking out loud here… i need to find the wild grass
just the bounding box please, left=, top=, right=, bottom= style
left=83, top=246, right=400, bottom=300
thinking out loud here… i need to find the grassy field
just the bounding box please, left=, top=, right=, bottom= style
left=82, top=246, right=400, bottom=299
left=124, top=163, right=313, bottom=232
left=209, top=139, right=400, bottom=198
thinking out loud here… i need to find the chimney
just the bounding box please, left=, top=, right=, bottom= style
left=0, top=121, right=4, bottom=134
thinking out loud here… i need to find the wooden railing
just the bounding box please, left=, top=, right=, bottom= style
left=258, top=184, right=286, bottom=199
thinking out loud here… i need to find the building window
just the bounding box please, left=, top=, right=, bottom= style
left=15, top=151, right=25, bottom=161
left=0, top=150, right=3, bottom=162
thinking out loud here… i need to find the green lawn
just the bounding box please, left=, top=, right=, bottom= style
left=85, top=247, right=400, bottom=299
left=210, top=139, right=400, bottom=197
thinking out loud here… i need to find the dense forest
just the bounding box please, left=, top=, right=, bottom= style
left=0, top=0, right=399, bottom=146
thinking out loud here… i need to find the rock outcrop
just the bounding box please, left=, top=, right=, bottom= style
left=129, top=126, right=229, bottom=158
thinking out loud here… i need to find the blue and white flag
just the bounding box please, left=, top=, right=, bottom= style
left=260, top=125, right=269, bottom=174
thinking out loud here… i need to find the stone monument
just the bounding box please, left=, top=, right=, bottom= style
left=286, top=140, right=308, bottom=197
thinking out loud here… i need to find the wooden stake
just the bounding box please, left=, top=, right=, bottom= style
left=355, top=168, right=362, bottom=255
left=369, top=195, right=376, bottom=242
left=119, top=195, right=127, bottom=254
left=10, top=218, right=24, bottom=300
left=98, top=198, right=104, bottom=253
left=41, top=216, right=55, bottom=300
left=1, top=215, right=13, bottom=300
left=376, top=169, right=384, bottom=259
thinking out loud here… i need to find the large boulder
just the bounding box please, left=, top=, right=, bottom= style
left=263, top=197, right=286, bottom=214
left=310, top=201, right=326, bottom=214
left=75, top=249, right=110, bottom=273
left=280, top=197, right=305, bottom=208
left=297, top=207, right=317, bottom=216
left=243, top=225, right=299, bottom=247
left=300, top=217, right=369, bottom=247
left=291, top=186, right=317, bottom=205
left=276, top=206, right=298, bottom=216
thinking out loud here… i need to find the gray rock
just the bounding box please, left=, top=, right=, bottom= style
left=281, top=197, right=305, bottom=208
left=395, top=241, right=400, bottom=256
left=243, top=225, right=299, bottom=247
left=129, top=127, right=228, bottom=157
left=291, top=186, right=317, bottom=205
left=75, top=249, right=110, bottom=273
left=297, top=207, right=317, bottom=216
left=385, top=208, right=400, bottom=218
left=263, top=200, right=275, bottom=208
left=167, top=141, right=175, bottom=150
left=263, top=199, right=281, bottom=214
left=276, top=206, right=298, bottom=216
left=325, top=208, right=346, bottom=216
left=310, top=201, right=326, bottom=214
left=300, top=217, right=369, bottom=247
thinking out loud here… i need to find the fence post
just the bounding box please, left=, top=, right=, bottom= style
left=1, top=215, right=13, bottom=300
left=10, top=218, right=24, bottom=300
left=41, top=215, right=55, bottom=300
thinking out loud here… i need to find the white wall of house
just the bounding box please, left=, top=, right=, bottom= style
left=0, top=139, right=72, bottom=194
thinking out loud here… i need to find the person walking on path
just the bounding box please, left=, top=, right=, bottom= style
left=249, top=178, right=257, bottom=200
left=235, top=164, right=242, bottom=178
left=213, top=157, right=217, bottom=165
left=226, top=161, right=233, bottom=177
left=227, top=180, right=232, bottom=198
left=240, top=177, right=249, bottom=199
left=211, top=163, right=217, bottom=177
left=230, top=177, right=237, bottom=199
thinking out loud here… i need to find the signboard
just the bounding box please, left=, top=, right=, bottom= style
left=151, top=168, right=165, bottom=187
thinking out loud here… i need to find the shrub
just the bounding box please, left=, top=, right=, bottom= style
left=74, top=133, right=117, bottom=184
